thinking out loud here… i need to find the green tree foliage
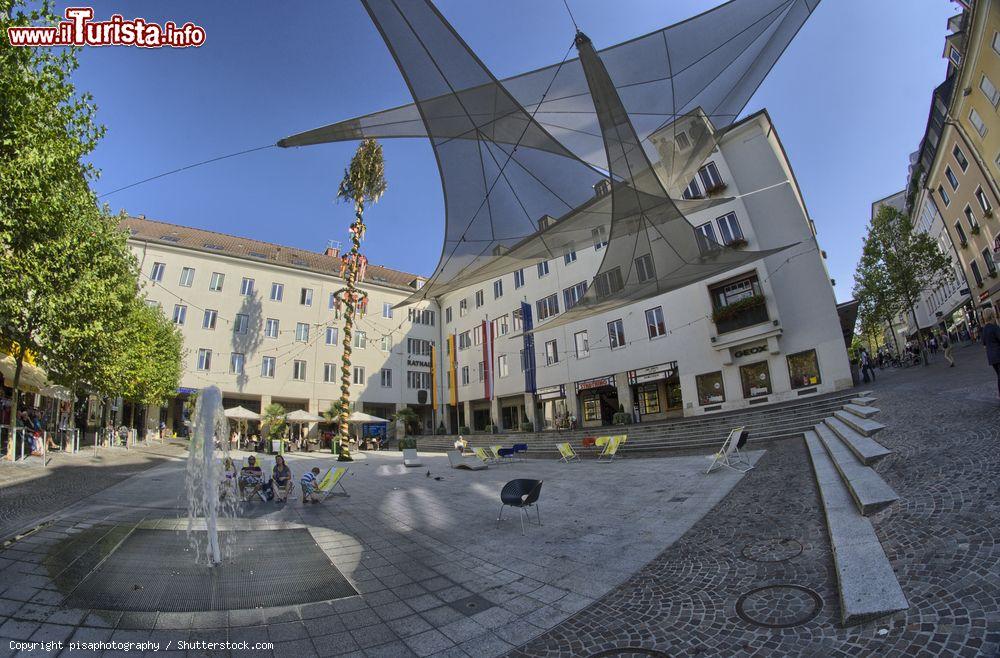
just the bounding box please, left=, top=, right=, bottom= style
left=392, top=406, right=420, bottom=436
left=261, top=403, right=287, bottom=442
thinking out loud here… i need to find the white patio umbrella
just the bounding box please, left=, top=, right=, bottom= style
left=224, top=406, right=261, bottom=421
left=0, top=353, right=48, bottom=391
left=347, top=411, right=390, bottom=423
left=284, top=409, right=324, bottom=445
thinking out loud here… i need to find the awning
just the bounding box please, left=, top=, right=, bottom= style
left=0, top=353, right=48, bottom=392
left=224, top=406, right=261, bottom=421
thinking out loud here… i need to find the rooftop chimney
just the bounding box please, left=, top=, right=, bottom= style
left=324, top=239, right=342, bottom=258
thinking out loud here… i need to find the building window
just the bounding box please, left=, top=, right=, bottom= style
left=698, top=162, right=724, bottom=193
left=409, top=338, right=434, bottom=355
left=976, top=187, right=993, bottom=215
left=380, top=368, right=392, bottom=388
left=179, top=267, right=195, bottom=287
left=197, top=349, right=212, bottom=371
left=982, top=74, right=1000, bottom=106
left=270, top=282, right=284, bottom=301
left=536, top=293, right=559, bottom=321
left=575, top=330, right=589, bottom=359
left=458, top=331, right=471, bottom=350
left=696, top=371, right=726, bottom=405
left=563, top=281, right=588, bottom=310
left=608, top=319, right=626, bottom=349
left=954, top=144, right=969, bottom=172
left=949, top=45, right=962, bottom=67
left=209, top=272, right=224, bottom=292
left=545, top=339, right=559, bottom=366
left=716, top=212, right=744, bottom=245
left=445, top=306, right=453, bottom=323
left=408, top=308, right=436, bottom=325
left=964, top=205, right=979, bottom=230
left=970, top=108, right=988, bottom=137
left=293, top=360, right=307, bottom=381
left=971, top=260, right=984, bottom=286
left=637, top=385, right=660, bottom=415
left=739, top=360, right=772, bottom=398
left=682, top=178, right=702, bottom=200
left=983, top=248, right=997, bottom=275
left=234, top=313, right=249, bottom=335
left=202, top=309, right=217, bottom=330
left=537, top=260, right=550, bottom=278
left=492, top=315, right=509, bottom=337
left=564, top=250, right=577, bottom=265
left=497, top=354, right=509, bottom=378
left=323, top=363, right=336, bottom=383
left=300, top=287, right=313, bottom=306
left=407, top=371, right=432, bottom=389
left=938, top=185, right=950, bottom=206
left=592, top=226, right=608, bottom=250
left=381, top=335, right=392, bottom=352
left=945, top=166, right=959, bottom=191
left=261, top=356, right=275, bottom=378
left=954, top=221, right=968, bottom=246
left=150, top=262, right=165, bottom=282
left=240, top=277, right=255, bottom=296
left=582, top=398, right=602, bottom=422
left=265, top=318, right=279, bottom=338
left=477, top=361, right=485, bottom=382
left=382, top=302, right=393, bottom=319
left=473, top=290, right=483, bottom=308
left=459, top=299, right=468, bottom=317
left=993, top=31, right=1000, bottom=57
left=645, top=306, right=666, bottom=338
left=172, top=304, right=187, bottom=325
left=787, top=349, right=821, bottom=389
left=230, top=352, right=245, bottom=375
left=695, top=222, right=718, bottom=253
left=493, top=279, right=503, bottom=299
left=512, top=307, right=523, bottom=332
left=594, top=267, right=624, bottom=299
left=461, top=366, right=469, bottom=386
left=326, top=326, right=339, bottom=345
left=295, top=322, right=309, bottom=342
left=635, top=254, right=655, bottom=283
left=514, top=268, right=525, bottom=289
left=709, top=272, right=768, bottom=334
left=354, top=331, right=367, bottom=349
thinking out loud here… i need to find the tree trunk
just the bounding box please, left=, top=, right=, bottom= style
left=884, top=314, right=900, bottom=356
left=5, top=343, right=26, bottom=461
left=908, top=301, right=929, bottom=366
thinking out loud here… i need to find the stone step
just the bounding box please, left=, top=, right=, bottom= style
left=813, top=424, right=898, bottom=515
left=851, top=396, right=878, bottom=405
left=823, top=416, right=891, bottom=465
left=803, top=431, right=908, bottom=626
left=833, top=410, right=886, bottom=438
left=842, top=403, right=881, bottom=419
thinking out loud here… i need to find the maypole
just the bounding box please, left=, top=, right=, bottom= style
left=333, top=139, right=387, bottom=461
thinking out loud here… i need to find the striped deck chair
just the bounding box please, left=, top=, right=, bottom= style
left=474, top=447, right=495, bottom=465
left=705, top=427, right=752, bottom=474
left=597, top=435, right=625, bottom=462
left=556, top=442, right=578, bottom=463
left=489, top=445, right=505, bottom=462
left=317, top=466, right=350, bottom=499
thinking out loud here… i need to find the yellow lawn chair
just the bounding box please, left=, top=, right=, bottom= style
left=489, top=445, right=504, bottom=461
left=597, top=435, right=625, bottom=462
left=316, top=466, right=350, bottom=500
left=474, top=447, right=495, bottom=465
left=556, top=442, right=578, bottom=463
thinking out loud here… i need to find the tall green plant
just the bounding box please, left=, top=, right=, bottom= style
left=332, top=139, right=387, bottom=461
left=262, top=403, right=287, bottom=442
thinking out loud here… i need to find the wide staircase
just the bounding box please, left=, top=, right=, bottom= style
left=415, top=389, right=863, bottom=456
left=803, top=394, right=908, bottom=625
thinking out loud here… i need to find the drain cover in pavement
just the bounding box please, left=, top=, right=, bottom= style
left=740, top=538, right=803, bottom=563
left=588, top=649, right=670, bottom=658
left=63, top=528, right=356, bottom=612
left=448, top=593, right=494, bottom=616
left=735, top=584, right=822, bottom=628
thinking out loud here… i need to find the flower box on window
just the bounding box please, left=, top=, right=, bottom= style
left=990, top=270, right=998, bottom=279
left=727, top=238, right=748, bottom=249
left=704, top=181, right=728, bottom=195
left=985, top=209, right=994, bottom=219
left=711, top=294, right=766, bottom=324
left=960, top=239, right=969, bottom=248
left=971, top=224, right=982, bottom=235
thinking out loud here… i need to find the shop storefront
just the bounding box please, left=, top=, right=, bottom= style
left=498, top=395, right=526, bottom=431
left=627, top=361, right=682, bottom=422
left=536, top=385, right=568, bottom=430
left=576, top=375, right=619, bottom=428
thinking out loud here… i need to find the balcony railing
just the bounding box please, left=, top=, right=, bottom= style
left=712, top=296, right=769, bottom=334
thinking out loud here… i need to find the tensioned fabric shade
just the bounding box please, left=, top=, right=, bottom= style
left=223, top=406, right=261, bottom=421
left=278, top=0, right=820, bottom=315
left=285, top=409, right=325, bottom=423
left=347, top=411, right=390, bottom=424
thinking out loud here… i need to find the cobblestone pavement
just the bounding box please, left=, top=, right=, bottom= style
left=511, top=343, right=1000, bottom=657
left=0, top=441, right=186, bottom=539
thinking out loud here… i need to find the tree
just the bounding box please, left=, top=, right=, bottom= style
left=261, top=403, right=287, bottom=444
left=392, top=407, right=420, bottom=436
left=859, top=205, right=953, bottom=365
left=332, top=139, right=387, bottom=461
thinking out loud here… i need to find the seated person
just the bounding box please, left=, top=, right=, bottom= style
left=300, top=466, right=321, bottom=504
left=453, top=435, right=468, bottom=454
left=220, top=457, right=238, bottom=500
left=271, top=455, right=294, bottom=503
left=238, top=456, right=264, bottom=501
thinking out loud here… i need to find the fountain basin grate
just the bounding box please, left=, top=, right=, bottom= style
left=63, top=527, right=357, bottom=612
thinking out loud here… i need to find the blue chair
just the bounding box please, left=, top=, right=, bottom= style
left=496, top=479, right=543, bottom=535
left=497, top=447, right=517, bottom=463
left=512, top=443, right=528, bottom=461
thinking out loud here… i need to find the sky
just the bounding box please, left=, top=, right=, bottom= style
left=65, top=0, right=959, bottom=303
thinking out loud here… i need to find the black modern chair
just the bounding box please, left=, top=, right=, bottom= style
left=511, top=443, right=528, bottom=461
left=496, top=479, right=543, bottom=535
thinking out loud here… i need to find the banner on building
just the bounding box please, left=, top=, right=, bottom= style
left=430, top=345, right=437, bottom=410
left=482, top=319, right=495, bottom=400
left=447, top=333, right=457, bottom=407
left=522, top=302, right=536, bottom=394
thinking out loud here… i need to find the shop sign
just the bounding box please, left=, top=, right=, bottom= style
left=575, top=375, right=616, bottom=392
left=536, top=384, right=565, bottom=401
left=406, top=357, right=431, bottom=368
left=627, top=361, right=678, bottom=385
left=733, top=344, right=768, bottom=358
left=177, top=387, right=198, bottom=394
left=980, top=291, right=990, bottom=302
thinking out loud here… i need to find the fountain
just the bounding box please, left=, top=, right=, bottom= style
left=185, top=386, right=237, bottom=565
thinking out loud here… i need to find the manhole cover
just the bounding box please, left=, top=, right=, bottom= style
left=588, top=649, right=670, bottom=658
left=448, top=593, right=494, bottom=616
left=735, top=584, right=822, bottom=628
left=60, top=527, right=357, bottom=612
left=740, top=538, right=803, bottom=563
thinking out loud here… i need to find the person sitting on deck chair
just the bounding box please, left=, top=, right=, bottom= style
left=453, top=435, right=468, bottom=454
left=271, top=454, right=294, bottom=503
left=238, top=455, right=264, bottom=501
left=301, top=466, right=321, bottom=504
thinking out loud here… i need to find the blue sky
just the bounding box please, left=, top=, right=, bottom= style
left=70, top=0, right=957, bottom=302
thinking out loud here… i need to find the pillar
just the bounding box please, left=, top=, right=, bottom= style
left=616, top=373, right=635, bottom=421
left=462, top=400, right=472, bottom=433
left=489, top=397, right=501, bottom=432
left=523, top=393, right=539, bottom=432
left=564, top=386, right=579, bottom=427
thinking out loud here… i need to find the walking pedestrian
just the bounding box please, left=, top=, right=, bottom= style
left=860, top=348, right=876, bottom=383
left=941, top=331, right=954, bottom=368
left=982, top=308, right=1000, bottom=400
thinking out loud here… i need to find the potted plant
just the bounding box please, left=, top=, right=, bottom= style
left=459, top=425, right=470, bottom=434
left=711, top=295, right=766, bottom=324
left=971, top=224, right=981, bottom=235
left=727, top=237, right=748, bottom=249
left=436, top=422, right=447, bottom=435
left=521, top=420, right=533, bottom=432
left=960, top=239, right=969, bottom=249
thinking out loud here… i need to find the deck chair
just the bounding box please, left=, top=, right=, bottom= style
left=447, top=450, right=487, bottom=470
left=489, top=445, right=505, bottom=463
left=705, top=427, right=753, bottom=474
left=474, top=447, right=495, bottom=465
left=402, top=448, right=423, bottom=467
left=316, top=466, right=350, bottom=499
left=597, top=435, right=624, bottom=462
left=556, top=442, right=578, bottom=463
